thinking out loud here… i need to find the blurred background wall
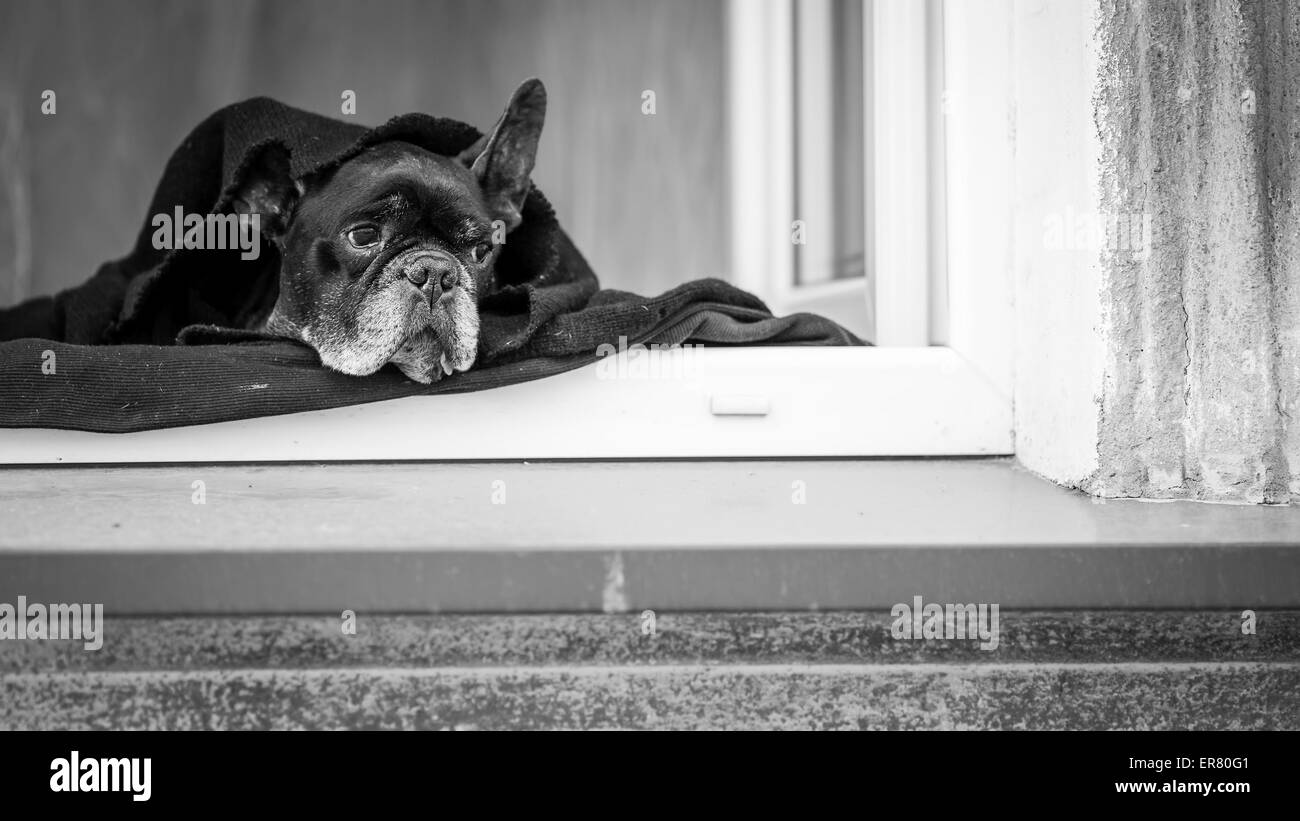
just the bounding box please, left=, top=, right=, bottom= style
left=0, top=0, right=728, bottom=306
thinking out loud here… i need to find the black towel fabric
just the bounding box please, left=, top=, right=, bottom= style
left=0, top=97, right=862, bottom=433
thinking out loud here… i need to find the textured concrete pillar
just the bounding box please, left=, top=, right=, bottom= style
left=1087, top=0, right=1299, bottom=503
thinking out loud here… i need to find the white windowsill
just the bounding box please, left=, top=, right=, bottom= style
left=0, top=347, right=1012, bottom=464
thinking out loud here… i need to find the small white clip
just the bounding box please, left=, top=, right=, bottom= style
left=709, top=395, right=771, bottom=416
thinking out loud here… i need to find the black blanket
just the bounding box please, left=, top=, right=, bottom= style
left=0, top=97, right=861, bottom=433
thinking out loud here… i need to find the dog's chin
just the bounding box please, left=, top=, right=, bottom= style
left=388, top=327, right=450, bottom=383
left=314, top=300, right=477, bottom=385
left=309, top=329, right=407, bottom=379
left=277, top=280, right=479, bottom=384
left=390, top=301, right=479, bottom=383
left=388, top=289, right=480, bottom=384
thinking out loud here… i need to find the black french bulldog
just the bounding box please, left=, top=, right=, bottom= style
left=232, top=79, right=546, bottom=383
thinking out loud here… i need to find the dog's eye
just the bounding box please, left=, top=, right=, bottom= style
left=470, top=242, right=493, bottom=264
left=346, top=225, right=381, bottom=248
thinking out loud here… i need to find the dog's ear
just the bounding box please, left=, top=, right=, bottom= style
left=231, top=145, right=301, bottom=246
left=457, top=78, right=546, bottom=232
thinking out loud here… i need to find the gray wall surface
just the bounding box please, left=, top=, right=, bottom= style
left=0, top=0, right=728, bottom=305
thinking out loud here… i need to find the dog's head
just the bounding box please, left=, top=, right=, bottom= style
left=233, top=79, right=546, bottom=382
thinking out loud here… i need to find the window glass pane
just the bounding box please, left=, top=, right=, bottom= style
left=795, top=0, right=867, bottom=286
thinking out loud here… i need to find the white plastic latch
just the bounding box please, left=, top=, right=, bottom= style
left=709, top=394, right=771, bottom=416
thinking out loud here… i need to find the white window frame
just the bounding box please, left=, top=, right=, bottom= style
left=0, top=0, right=1013, bottom=464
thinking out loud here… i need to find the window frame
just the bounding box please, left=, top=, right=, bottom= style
left=0, top=0, right=1015, bottom=464
left=724, top=0, right=1014, bottom=439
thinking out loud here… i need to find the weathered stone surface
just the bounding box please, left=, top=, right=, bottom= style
left=1093, top=0, right=1300, bottom=502
left=5, top=664, right=1296, bottom=731
left=3, top=613, right=1296, bottom=730
left=1, top=612, right=1295, bottom=673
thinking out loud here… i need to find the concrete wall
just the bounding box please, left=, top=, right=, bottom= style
left=1015, top=0, right=1298, bottom=504
left=1087, top=0, right=1299, bottom=504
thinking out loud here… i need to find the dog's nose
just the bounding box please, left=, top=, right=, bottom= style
left=404, top=255, right=459, bottom=300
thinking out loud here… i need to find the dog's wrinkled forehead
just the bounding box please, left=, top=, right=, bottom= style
left=303, top=141, right=493, bottom=235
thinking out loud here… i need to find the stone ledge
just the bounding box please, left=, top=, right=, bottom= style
left=1, top=612, right=1296, bottom=673
left=6, top=663, right=1297, bottom=730
left=3, top=613, right=1296, bottom=730
left=5, top=461, right=1298, bottom=613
